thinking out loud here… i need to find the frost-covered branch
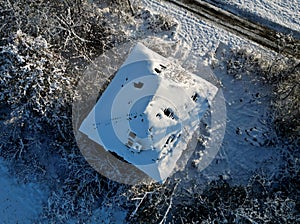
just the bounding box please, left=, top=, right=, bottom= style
left=159, top=182, right=179, bottom=224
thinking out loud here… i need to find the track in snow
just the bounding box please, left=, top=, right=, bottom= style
left=165, top=0, right=300, bottom=59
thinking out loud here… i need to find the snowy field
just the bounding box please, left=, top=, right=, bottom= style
left=202, top=0, right=300, bottom=37
left=0, top=0, right=299, bottom=223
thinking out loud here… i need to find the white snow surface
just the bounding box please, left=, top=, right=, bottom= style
left=202, top=0, right=300, bottom=34
left=139, top=0, right=273, bottom=57
left=80, top=43, right=218, bottom=183
left=0, top=159, right=46, bottom=224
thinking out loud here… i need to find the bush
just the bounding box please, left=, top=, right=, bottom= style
left=224, top=41, right=300, bottom=141
left=0, top=0, right=123, bottom=222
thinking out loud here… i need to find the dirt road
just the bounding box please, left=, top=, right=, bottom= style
left=166, top=0, right=300, bottom=58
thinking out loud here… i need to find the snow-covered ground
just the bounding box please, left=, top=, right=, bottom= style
left=0, top=159, right=46, bottom=224
left=140, top=0, right=273, bottom=57
left=202, top=0, right=300, bottom=37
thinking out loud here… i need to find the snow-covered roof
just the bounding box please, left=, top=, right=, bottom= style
left=79, top=43, right=218, bottom=183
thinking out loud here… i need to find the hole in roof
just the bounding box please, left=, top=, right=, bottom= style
left=160, top=64, right=167, bottom=69
left=154, top=68, right=161, bottom=73
left=133, top=82, right=144, bottom=89
left=163, top=108, right=177, bottom=120
left=156, top=113, right=162, bottom=119
left=191, top=92, right=200, bottom=102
